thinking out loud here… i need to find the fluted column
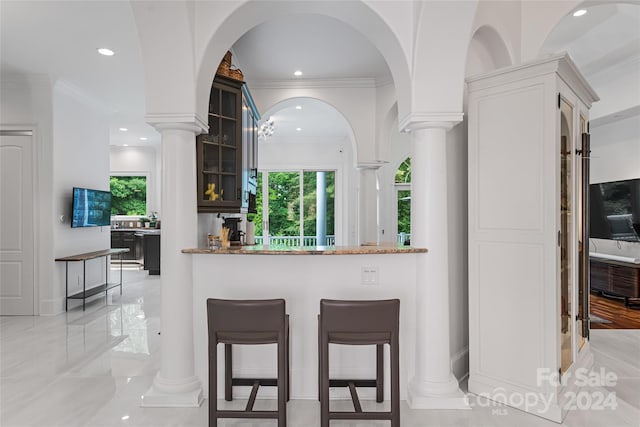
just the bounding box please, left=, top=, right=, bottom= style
left=141, top=120, right=204, bottom=407
left=357, top=161, right=385, bottom=245
left=403, top=118, right=469, bottom=409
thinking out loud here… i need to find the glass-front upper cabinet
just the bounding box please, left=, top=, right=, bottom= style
left=197, top=76, right=244, bottom=212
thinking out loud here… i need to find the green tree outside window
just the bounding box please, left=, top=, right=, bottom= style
left=110, top=176, right=147, bottom=215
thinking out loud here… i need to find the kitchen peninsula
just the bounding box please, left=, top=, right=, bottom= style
left=185, top=244, right=427, bottom=401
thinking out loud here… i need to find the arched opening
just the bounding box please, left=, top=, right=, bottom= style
left=541, top=1, right=640, bottom=331
left=195, top=1, right=412, bottom=128
left=251, top=97, right=353, bottom=246
left=193, top=6, right=409, bottom=246
left=465, top=25, right=513, bottom=77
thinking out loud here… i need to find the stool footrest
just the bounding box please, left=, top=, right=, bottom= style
left=329, top=411, right=393, bottom=420
left=233, top=378, right=279, bottom=387
left=215, top=410, right=280, bottom=419
left=329, top=379, right=377, bottom=388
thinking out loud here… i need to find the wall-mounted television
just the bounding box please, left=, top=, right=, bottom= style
left=71, top=187, right=112, bottom=228
left=590, top=178, right=640, bottom=242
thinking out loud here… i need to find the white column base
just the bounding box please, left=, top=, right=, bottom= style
left=141, top=374, right=204, bottom=408
left=407, top=375, right=470, bottom=410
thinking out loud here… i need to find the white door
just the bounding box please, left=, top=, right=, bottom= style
left=0, top=131, right=35, bottom=315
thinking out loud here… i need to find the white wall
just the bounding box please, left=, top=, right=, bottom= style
left=588, top=63, right=640, bottom=120
left=250, top=84, right=377, bottom=162
left=109, top=145, right=161, bottom=216
left=591, top=114, right=640, bottom=184
left=1, top=75, right=112, bottom=315
left=589, top=113, right=640, bottom=257
left=52, top=82, right=111, bottom=314
left=445, top=120, right=470, bottom=380
left=1, top=73, right=55, bottom=315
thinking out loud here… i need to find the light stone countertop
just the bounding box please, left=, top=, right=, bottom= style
left=182, top=244, right=427, bottom=255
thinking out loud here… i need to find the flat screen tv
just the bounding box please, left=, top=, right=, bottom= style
left=71, top=187, right=112, bottom=228
left=590, top=178, right=640, bottom=242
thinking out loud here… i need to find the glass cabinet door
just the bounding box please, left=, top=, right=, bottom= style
left=197, top=78, right=242, bottom=211
left=559, top=99, right=574, bottom=374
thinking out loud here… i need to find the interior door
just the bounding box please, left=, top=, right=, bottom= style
left=0, top=131, right=35, bottom=315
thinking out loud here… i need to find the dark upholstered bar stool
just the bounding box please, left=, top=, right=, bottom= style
left=318, top=299, right=400, bottom=427
left=207, top=298, right=289, bottom=427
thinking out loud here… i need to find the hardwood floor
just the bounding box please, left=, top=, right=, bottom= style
left=590, top=291, right=640, bottom=329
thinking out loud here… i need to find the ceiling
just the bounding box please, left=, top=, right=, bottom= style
left=541, top=3, right=640, bottom=78
left=1, top=1, right=637, bottom=147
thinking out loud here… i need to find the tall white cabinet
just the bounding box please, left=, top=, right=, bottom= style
left=467, top=53, right=599, bottom=422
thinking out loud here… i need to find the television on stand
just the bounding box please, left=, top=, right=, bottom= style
left=590, top=178, right=640, bottom=242
left=71, top=187, right=112, bottom=228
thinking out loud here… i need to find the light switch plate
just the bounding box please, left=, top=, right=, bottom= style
left=361, top=266, right=379, bottom=285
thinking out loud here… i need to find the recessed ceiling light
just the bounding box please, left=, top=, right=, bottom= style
left=123, top=144, right=129, bottom=147
left=294, top=70, right=303, bottom=76
left=296, top=127, right=302, bottom=131
left=119, top=127, right=128, bottom=132
left=295, top=105, right=302, bottom=110
left=97, top=48, right=115, bottom=56
left=573, top=9, right=587, bottom=17
left=121, top=415, right=130, bottom=421
left=139, top=137, right=148, bottom=141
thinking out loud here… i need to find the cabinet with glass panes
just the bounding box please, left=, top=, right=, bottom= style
left=197, top=74, right=258, bottom=213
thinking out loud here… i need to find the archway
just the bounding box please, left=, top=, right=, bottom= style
left=253, top=96, right=355, bottom=246
left=195, top=0, right=412, bottom=130
left=466, top=25, right=513, bottom=77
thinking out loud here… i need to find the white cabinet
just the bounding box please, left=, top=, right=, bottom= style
left=466, top=53, right=598, bottom=422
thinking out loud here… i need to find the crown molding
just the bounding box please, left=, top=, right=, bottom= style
left=356, top=160, right=389, bottom=170
left=249, top=77, right=378, bottom=90
left=399, top=112, right=464, bottom=132
left=145, top=113, right=208, bottom=134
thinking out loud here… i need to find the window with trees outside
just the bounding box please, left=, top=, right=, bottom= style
left=110, top=176, right=147, bottom=216
left=252, top=171, right=335, bottom=247
left=395, top=158, right=411, bottom=245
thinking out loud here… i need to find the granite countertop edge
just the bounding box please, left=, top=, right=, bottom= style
left=182, top=245, right=428, bottom=255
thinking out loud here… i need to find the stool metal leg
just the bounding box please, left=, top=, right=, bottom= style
left=320, top=330, right=330, bottom=427
left=376, top=343, right=384, bottom=403
left=224, top=344, right=232, bottom=401
left=391, top=335, right=400, bottom=427
left=285, top=316, right=290, bottom=402
left=209, top=342, right=218, bottom=426
left=278, top=333, right=287, bottom=427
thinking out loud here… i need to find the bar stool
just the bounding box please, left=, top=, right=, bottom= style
left=207, top=298, right=289, bottom=427
left=318, top=299, right=400, bottom=427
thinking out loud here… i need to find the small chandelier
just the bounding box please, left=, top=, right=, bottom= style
left=258, top=117, right=275, bottom=140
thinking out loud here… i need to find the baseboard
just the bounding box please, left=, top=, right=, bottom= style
left=39, top=297, right=65, bottom=316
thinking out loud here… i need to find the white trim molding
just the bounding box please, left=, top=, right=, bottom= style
left=145, top=113, right=208, bottom=134
left=399, top=112, right=464, bottom=133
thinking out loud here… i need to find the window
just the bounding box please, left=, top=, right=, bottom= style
left=395, top=158, right=411, bottom=244
left=253, top=171, right=335, bottom=247
left=109, top=176, right=147, bottom=216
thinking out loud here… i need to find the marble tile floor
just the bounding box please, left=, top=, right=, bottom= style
left=1, top=269, right=638, bottom=427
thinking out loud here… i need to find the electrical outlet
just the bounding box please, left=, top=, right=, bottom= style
left=361, top=266, right=379, bottom=285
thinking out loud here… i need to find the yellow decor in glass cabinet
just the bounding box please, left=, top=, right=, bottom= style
left=197, top=74, right=259, bottom=213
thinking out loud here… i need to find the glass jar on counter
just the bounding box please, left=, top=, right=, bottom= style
left=207, top=234, right=221, bottom=249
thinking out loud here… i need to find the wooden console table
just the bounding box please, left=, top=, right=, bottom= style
left=590, top=257, right=640, bottom=307
left=55, top=248, right=129, bottom=311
